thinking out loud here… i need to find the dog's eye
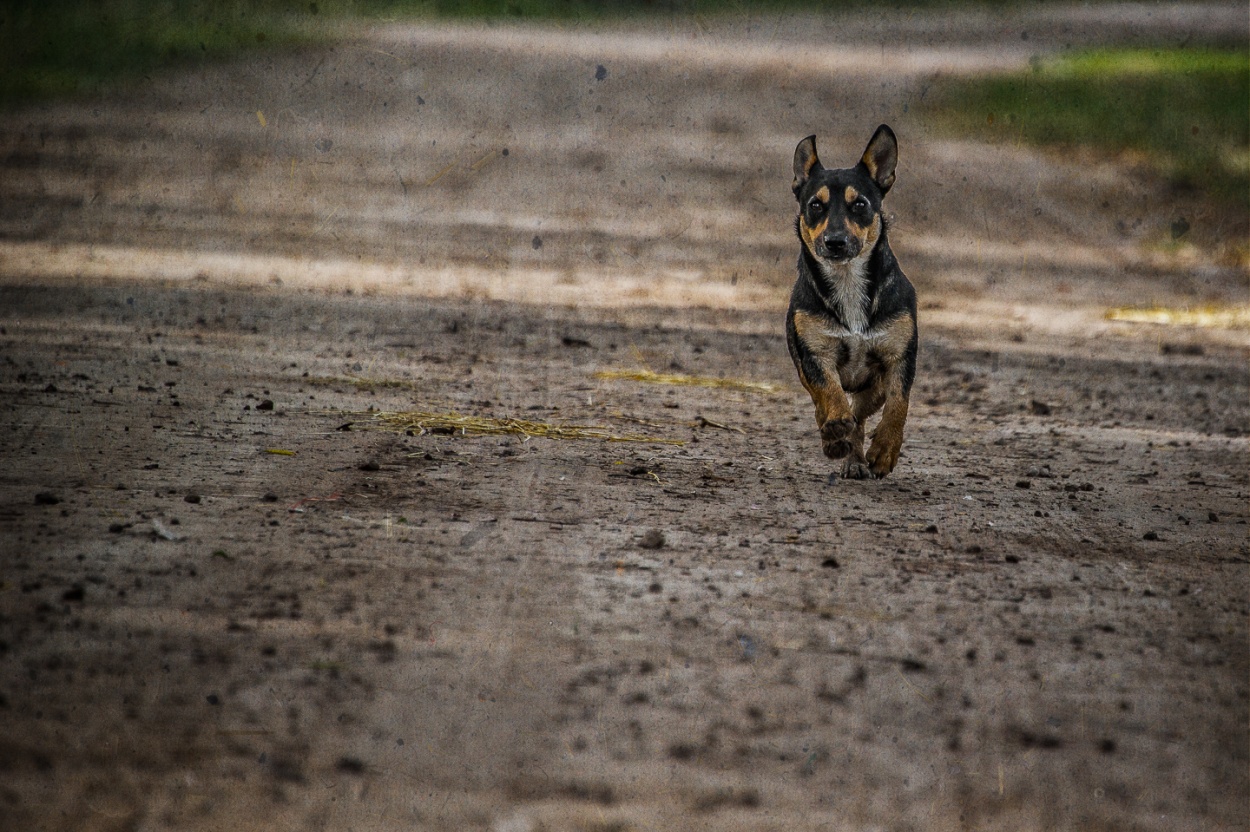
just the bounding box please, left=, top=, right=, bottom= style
left=807, top=198, right=825, bottom=214
left=850, top=197, right=870, bottom=213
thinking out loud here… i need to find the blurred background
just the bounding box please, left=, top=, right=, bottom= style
left=1, top=0, right=1246, bottom=317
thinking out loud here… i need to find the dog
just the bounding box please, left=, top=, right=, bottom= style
left=785, top=125, right=918, bottom=479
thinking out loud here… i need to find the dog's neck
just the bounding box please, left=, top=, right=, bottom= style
left=813, top=252, right=872, bottom=334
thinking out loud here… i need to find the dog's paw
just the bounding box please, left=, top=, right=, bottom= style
left=820, top=417, right=857, bottom=458
left=866, top=444, right=899, bottom=478
left=841, top=459, right=876, bottom=480
left=822, top=438, right=851, bottom=459
left=820, top=417, right=856, bottom=443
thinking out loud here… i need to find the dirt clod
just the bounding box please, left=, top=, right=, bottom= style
left=639, top=530, right=665, bottom=550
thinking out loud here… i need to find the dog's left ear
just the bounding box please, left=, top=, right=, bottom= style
left=860, top=124, right=898, bottom=194
left=792, top=135, right=820, bottom=198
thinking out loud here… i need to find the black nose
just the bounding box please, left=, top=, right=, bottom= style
left=823, top=233, right=852, bottom=259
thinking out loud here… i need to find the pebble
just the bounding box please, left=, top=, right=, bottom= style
left=639, top=529, right=665, bottom=550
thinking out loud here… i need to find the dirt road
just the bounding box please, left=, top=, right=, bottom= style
left=1, top=4, right=1247, bottom=830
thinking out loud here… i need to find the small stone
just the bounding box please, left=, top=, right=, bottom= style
left=639, top=529, right=665, bottom=550
left=335, top=757, right=366, bottom=774
left=1143, top=531, right=1159, bottom=541
left=256, top=399, right=275, bottom=411
left=184, top=494, right=202, bottom=504
left=34, top=492, right=61, bottom=506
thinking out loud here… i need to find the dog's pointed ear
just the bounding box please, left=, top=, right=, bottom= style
left=860, top=124, right=898, bottom=194
left=792, top=135, right=820, bottom=198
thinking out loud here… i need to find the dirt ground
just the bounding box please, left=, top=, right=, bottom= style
left=1, top=4, right=1248, bottom=831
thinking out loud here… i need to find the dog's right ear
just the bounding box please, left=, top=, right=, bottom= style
left=792, top=135, right=820, bottom=198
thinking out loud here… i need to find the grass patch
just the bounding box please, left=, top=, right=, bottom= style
left=1, top=0, right=1090, bottom=108
left=924, top=47, right=1250, bottom=205
left=0, top=0, right=335, bottom=106
left=361, top=0, right=1021, bottom=20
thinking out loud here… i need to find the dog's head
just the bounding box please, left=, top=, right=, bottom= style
left=792, top=125, right=897, bottom=266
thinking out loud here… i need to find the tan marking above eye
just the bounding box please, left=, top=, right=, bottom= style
left=815, top=186, right=830, bottom=204
left=844, top=186, right=860, bottom=204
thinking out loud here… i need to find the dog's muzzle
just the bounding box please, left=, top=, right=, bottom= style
left=817, top=231, right=861, bottom=263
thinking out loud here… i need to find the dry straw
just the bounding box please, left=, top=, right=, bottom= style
left=305, top=375, right=419, bottom=390
left=356, top=409, right=684, bottom=446
left=1104, top=305, right=1250, bottom=329
left=594, top=368, right=779, bottom=394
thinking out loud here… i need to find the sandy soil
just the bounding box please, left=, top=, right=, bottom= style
left=1, top=4, right=1247, bottom=830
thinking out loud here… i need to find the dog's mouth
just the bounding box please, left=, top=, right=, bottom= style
left=814, top=239, right=862, bottom=264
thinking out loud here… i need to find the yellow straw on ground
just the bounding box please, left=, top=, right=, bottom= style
left=595, top=368, right=779, bottom=394
left=356, top=410, right=684, bottom=445
left=305, top=376, right=419, bottom=390
left=1104, top=305, right=1250, bottom=329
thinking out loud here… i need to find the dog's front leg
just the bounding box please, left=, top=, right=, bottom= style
left=864, top=312, right=916, bottom=478
left=811, top=376, right=858, bottom=461
left=788, top=312, right=857, bottom=460
left=866, top=372, right=910, bottom=478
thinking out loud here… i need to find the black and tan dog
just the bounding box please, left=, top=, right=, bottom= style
left=786, top=125, right=918, bottom=479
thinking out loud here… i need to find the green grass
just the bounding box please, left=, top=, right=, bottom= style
left=5, top=3, right=1247, bottom=212
left=924, top=47, right=1250, bottom=206
left=0, top=1, right=327, bottom=106
left=0, top=0, right=1091, bottom=107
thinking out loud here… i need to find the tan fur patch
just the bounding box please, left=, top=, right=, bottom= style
left=791, top=310, right=854, bottom=426
left=799, top=215, right=828, bottom=258
left=844, top=213, right=881, bottom=251
left=875, top=310, right=914, bottom=362
left=844, top=185, right=860, bottom=204
left=800, top=187, right=832, bottom=257
left=865, top=313, right=914, bottom=476
left=801, top=150, right=820, bottom=179
left=868, top=375, right=910, bottom=476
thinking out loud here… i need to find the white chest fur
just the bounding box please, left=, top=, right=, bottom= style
left=816, top=256, right=871, bottom=334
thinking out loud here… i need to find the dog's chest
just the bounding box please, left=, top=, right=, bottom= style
left=817, top=260, right=871, bottom=335
left=834, top=330, right=882, bottom=392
